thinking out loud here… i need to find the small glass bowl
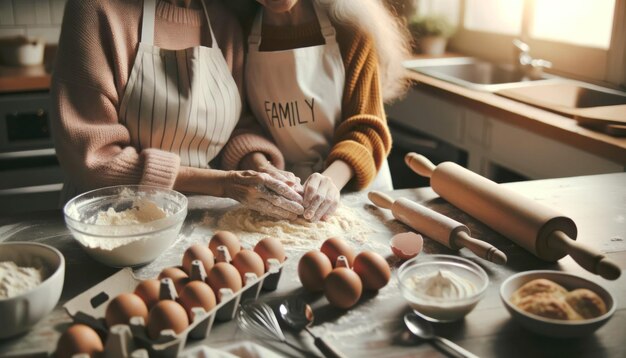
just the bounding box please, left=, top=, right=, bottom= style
left=64, top=185, right=187, bottom=267
left=397, top=255, right=489, bottom=322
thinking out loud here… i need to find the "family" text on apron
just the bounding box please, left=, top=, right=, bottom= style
left=263, top=98, right=315, bottom=128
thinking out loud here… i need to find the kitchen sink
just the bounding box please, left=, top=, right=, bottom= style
left=495, top=81, right=626, bottom=135
left=403, top=57, right=556, bottom=92
left=495, top=82, right=626, bottom=109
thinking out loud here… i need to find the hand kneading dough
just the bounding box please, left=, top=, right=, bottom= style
left=565, top=289, right=607, bottom=319
left=516, top=293, right=582, bottom=320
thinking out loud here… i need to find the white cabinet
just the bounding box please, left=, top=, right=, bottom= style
left=386, top=87, right=623, bottom=180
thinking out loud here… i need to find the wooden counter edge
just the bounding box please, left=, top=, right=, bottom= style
left=404, top=70, right=626, bottom=166
left=0, top=75, right=51, bottom=93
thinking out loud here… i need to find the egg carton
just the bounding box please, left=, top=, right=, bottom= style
left=63, top=258, right=285, bottom=358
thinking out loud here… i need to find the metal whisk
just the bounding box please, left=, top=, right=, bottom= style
left=237, top=301, right=304, bottom=353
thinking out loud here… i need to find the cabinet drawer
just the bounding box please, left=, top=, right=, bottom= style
left=386, top=88, right=463, bottom=143
left=489, top=120, right=622, bottom=178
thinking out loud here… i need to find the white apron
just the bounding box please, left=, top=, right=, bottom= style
left=119, top=0, right=241, bottom=169
left=245, top=4, right=393, bottom=191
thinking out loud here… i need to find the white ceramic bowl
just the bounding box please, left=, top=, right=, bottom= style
left=397, top=255, right=489, bottom=322
left=0, top=242, right=65, bottom=339
left=0, top=36, right=45, bottom=66
left=64, top=185, right=187, bottom=267
left=500, top=270, right=616, bottom=338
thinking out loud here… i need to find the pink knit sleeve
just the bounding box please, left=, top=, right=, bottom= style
left=220, top=111, right=285, bottom=170
left=50, top=0, right=180, bottom=193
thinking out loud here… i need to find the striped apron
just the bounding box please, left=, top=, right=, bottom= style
left=61, top=0, right=241, bottom=203
left=120, top=0, right=242, bottom=168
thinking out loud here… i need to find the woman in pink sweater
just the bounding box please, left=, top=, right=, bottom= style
left=51, top=0, right=303, bottom=219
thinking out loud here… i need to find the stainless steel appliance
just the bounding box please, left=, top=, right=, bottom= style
left=387, top=119, right=467, bottom=189
left=0, top=91, right=64, bottom=214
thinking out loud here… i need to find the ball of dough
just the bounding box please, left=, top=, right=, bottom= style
left=565, top=289, right=607, bottom=319
left=516, top=293, right=582, bottom=321
left=510, top=279, right=567, bottom=305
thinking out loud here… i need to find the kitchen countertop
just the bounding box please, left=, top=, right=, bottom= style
left=404, top=64, right=626, bottom=166
left=0, top=173, right=624, bottom=357
left=0, top=65, right=51, bottom=94
left=0, top=46, right=55, bottom=94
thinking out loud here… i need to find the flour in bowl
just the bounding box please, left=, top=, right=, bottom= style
left=69, top=197, right=170, bottom=250
left=216, top=205, right=374, bottom=251
left=95, top=198, right=166, bottom=225
left=0, top=261, right=44, bottom=298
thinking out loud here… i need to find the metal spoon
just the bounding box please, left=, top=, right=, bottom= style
left=404, top=313, right=479, bottom=358
left=279, top=296, right=347, bottom=358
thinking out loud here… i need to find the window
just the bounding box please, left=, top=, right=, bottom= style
left=531, top=0, right=615, bottom=49
left=414, top=0, right=461, bottom=27
left=415, top=0, right=624, bottom=86
left=464, top=0, right=523, bottom=35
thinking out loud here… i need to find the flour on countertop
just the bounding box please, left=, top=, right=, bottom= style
left=216, top=205, right=375, bottom=251
left=0, top=261, right=44, bottom=298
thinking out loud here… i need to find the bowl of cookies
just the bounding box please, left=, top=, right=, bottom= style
left=500, top=270, right=615, bottom=338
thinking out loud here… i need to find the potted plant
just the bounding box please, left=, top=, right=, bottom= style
left=408, top=15, right=455, bottom=55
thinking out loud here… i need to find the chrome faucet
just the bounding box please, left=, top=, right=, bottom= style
left=513, top=39, right=552, bottom=79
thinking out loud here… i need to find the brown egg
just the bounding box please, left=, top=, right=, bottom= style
left=158, top=267, right=190, bottom=293
left=55, top=324, right=104, bottom=358
left=134, top=279, right=161, bottom=309
left=147, top=300, right=189, bottom=339
left=353, top=251, right=391, bottom=291
left=254, top=237, right=286, bottom=271
left=231, top=249, right=265, bottom=281
left=298, top=250, right=333, bottom=292
left=178, top=281, right=217, bottom=321
left=206, top=262, right=242, bottom=301
left=321, top=237, right=355, bottom=267
left=182, top=244, right=214, bottom=276
left=324, top=267, right=363, bottom=309
left=209, top=231, right=241, bottom=259
left=105, top=293, right=149, bottom=328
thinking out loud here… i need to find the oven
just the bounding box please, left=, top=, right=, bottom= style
left=0, top=91, right=64, bottom=215
left=387, top=119, right=467, bottom=189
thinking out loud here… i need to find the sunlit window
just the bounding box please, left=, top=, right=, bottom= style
left=415, top=0, right=461, bottom=27
left=531, top=0, right=615, bottom=49
left=464, top=0, right=524, bottom=35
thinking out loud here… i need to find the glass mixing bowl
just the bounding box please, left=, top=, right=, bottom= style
left=397, top=255, right=489, bottom=322
left=64, top=185, right=187, bottom=267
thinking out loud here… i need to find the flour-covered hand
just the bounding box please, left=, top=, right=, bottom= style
left=302, top=173, right=340, bottom=222
left=255, top=161, right=304, bottom=193
left=224, top=170, right=304, bottom=220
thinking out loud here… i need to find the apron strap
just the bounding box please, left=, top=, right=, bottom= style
left=248, top=2, right=338, bottom=50
left=248, top=10, right=263, bottom=50
left=312, top=2, right=336, bottom=43
left=199, top=0, right=218, bottom=48
left=141, top=0, right=156, bottom=45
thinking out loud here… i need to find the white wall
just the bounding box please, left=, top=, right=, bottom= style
left=0, top=0, right=67, bottom=44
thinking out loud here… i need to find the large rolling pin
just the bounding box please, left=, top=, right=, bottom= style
left=405, top=152, right=621, bottom=280
left=368, top=191, right=507, bottom=264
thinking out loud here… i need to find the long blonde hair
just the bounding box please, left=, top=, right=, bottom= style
left=315, top=0, right=411, bottom=101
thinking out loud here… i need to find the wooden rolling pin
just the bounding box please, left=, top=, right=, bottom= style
left=368, top=191, right=507, bottom=265
left=405, top=152, right=621, bottom=280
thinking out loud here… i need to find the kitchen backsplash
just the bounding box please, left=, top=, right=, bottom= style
left=0, top=0, right=67, bottom=44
